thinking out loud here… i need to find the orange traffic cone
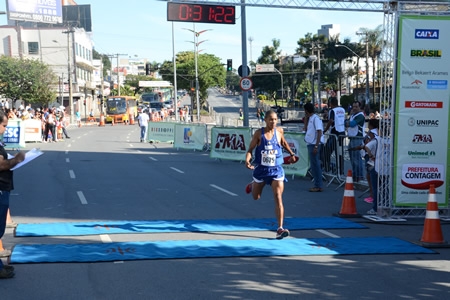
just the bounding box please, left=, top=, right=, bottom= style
left=129, top=114, right=135, bottom=125
left=420, top=185, right=448, bottom=247
left=99, top=114, right=105, bottom=127
left=337, top=170, right=360, bottom=217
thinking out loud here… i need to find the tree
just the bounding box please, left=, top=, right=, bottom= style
left=253, top=39, right=283, bottom=98
left=358, top=25, right=384, bottom=102
left=0, top=56, right=57, bottom=105
left=296, top=33, right=327, bottom=101
left=160, top=51, right=225, bottom=111
left=324, top=36, right=355, bottom=96
left=124, top=74, right=156, bottom=95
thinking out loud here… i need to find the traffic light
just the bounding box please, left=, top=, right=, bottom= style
left=304, top=89, right=308, bottom=96
left=145, top=63, right=151, bottom=75
left=227, top=59, right=232, bottom=71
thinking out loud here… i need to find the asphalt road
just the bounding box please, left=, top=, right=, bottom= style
left=1, top=123, right=449, bottom=299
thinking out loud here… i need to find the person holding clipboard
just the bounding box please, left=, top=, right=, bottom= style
left=0, top=109, right=25, bottom=279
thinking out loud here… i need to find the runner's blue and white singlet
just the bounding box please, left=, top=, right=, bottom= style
left=254, top=128, right=283, bottom=167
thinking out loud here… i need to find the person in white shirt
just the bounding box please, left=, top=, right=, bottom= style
left=137, top=110, right=150, bottom=142
left=323, top=96, right=346, bottom=174
left=304, top=102, right=325, bottom=192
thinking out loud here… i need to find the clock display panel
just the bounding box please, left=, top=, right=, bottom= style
left=167, top=3, right=236, bottom=24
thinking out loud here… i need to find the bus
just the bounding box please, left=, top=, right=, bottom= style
left=105, top=96, right=137, bottom=124
left=138, top=87, right=173, bottom=105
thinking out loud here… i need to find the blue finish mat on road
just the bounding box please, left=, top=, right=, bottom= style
left=14, top=217, right=366, bottom=237
left=10, top=237, right=434, bottom=264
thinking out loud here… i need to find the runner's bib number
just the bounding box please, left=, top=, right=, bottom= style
left=261, top=152, right=276, bottom=166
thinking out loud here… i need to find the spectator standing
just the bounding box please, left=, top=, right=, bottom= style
left=304, top=102, right=325, bottom=192
left=244, top=110, right=297, bottom=239
left=44, top=109, right=57, bottom=143
left=137, top=110, right=150, bottom=142
left=363, top=129, right=379, bottom=215
left=323, top=97, right=346, bottom=174
left=0, top=109, right=25, bottom=279
left=59, top=116, right=70, bottom=139
left=76, top=110, right=81, bottom=127
left=346, top=101, right=366, bottom=182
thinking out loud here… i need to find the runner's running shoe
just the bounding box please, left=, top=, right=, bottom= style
left=245, top=182, right=253, bottom=194
left=276, top=228, right=290, bottom=239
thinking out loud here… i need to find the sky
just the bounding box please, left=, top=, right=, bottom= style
left=0, top=0, right=384, bottom=66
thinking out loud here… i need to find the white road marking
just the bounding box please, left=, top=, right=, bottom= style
left=136, top=150, right=142, bottom=153
left=129, top=144, right=134, bottom=147
left=149, top=157, right=157, bottom=161
left=100, top=234, right=112, bottom=243
left=69, top=170, right=76, bottom=179
left=66, top=158, right=70, bottom=163
left=65, top=150, right=69, bottom=154
left=77, top=191, right=88, bottom=205
left=316, top=229, right=341, bottom=238
left=170, top=167, right=184, bottom=174
left=210, top=184, right=238, bottom=196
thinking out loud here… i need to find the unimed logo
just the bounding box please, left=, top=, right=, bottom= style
left=410, top=49, right=441, bottom=58
left=415, top=29, right=439, bottom=39
left=215, top=133, right=246, bottom=150
left=405, top=101, right=442, bottom=108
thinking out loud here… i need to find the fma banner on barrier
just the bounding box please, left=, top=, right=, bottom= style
left=210, top=127, right=251, bottom=161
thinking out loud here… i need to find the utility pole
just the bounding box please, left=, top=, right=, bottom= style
left=63, top=27, right=75, bottom=124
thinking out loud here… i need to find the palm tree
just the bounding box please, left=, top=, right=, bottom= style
left=358, top=25, right=384, bottom=103
left=323, top=36, right=354, bottom=97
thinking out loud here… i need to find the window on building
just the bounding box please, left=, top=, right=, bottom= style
left=28, top=42, right=39, bottom=55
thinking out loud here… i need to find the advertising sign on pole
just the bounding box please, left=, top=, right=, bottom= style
left=394, top=15, right=450, bottom=206
left=6, top=0, right=63, bottom=24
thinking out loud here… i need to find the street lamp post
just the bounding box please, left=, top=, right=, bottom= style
left=183, top=26, right=211, bottom=122
left=356, top=32, right=371, bottom=107
left=308, top=55, right=317, bottom=110
left=335, top=44, right=369, bottom=106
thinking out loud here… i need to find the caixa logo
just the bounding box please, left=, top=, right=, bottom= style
left=3, top=127, right=20, bottom=143
left=415, top=29, right=439, bottom=39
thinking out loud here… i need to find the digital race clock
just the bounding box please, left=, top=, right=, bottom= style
left=167, top=3, right=236, bottom=24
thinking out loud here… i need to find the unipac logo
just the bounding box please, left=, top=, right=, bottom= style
left=415, top=29, right=439, bottom=39
left=407, top=150, right=436, bottom=159
left=410, top=49, right=442, bottom=58
left=427, top=80, right=448, bottom=90
left=412, top=134, right=432, bottom=144
left=407, top=117, right=439, bottom=127
left=405, top=101, right=442, bottom=108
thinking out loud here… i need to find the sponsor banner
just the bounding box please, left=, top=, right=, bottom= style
left=0, top=119, right=26, bottom=148
left=401, top=163, right=444, bottom=190
left=173, top=124, right=207, bottom=151
left=147, top=122, right=175, bottom=143
left=23, top=119, right=42, bottom=142
left=210, top=127, right=251, bottom=161
left=282, top=132, right=309, bottom=177
left=7, top=0, right=63, bottom=24
left=395, top=15, right=450, bottom=205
